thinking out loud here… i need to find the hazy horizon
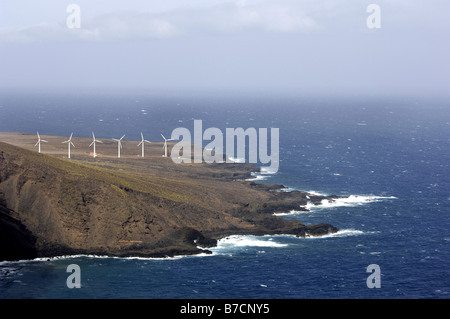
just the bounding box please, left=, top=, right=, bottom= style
left=1, top=0, right=449, bottom=98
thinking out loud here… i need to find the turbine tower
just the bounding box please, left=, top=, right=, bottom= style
left=161, top=134, right=174, bottom=157
left=89, top=132, right=103, bottom=158
left=137, top=132, right=151, bottom=157
left=62, top=133, right=75, bottom=159
left=112, top=135, right=125, bottom=158
left=34, top=131, right=48, bottom=153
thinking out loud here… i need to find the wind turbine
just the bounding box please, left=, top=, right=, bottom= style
left=112, top=135, right=125, bottom=158
left=62, top=133, right=75, bottom=159
left=89, top=132, right=102, bottom=158
left=137, top=132, right=151, bottom=157
left=161, top=134, right=174, bottom=157
left=34, top=131, right=47, bottom=153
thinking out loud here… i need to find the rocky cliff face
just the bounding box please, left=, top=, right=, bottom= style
left=0, top=141, right=338, bottom=261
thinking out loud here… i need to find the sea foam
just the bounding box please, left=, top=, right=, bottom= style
left=215, top=235, right=289, bottom=249
left=305, top=195, right=397, bottom=210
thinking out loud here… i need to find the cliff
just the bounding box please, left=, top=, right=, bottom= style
left=0, top=138, right=338, bottom=261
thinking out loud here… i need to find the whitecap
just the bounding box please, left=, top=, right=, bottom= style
left=245, top=172, right=268, bottom=181
left=273, top=210, right=309, bottom=216
left=305, top=229, right=364, bottom=239
left=306, top=190, right=329, bottom=196
left=213, top=235, right=288, bottom=251
left=278, top=187, right=298, bottom=192
left=1, top=251, right=214, bottom=264
left=305, top=195, right=397, bottom=210
left=260, top=167, right=277, bottom=174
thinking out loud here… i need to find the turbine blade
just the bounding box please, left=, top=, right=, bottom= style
left=141, top=132, right=144, bottom=140
left=71, top=142, right=75, bottom=147
left=37, top=132, right=40, bottom=138
left=97, top=140, right=103, bottom=143
left=41, top=140, right=48, bottom=143
left=161, top=134, right=166, bottom=140
left=120, top=135, right=125, bottom=140
left=92, top=132, right=95, bottom=139
left=35, top=141, right=39, bottom=147
left=89, top=141, right=94, bottom=147
left=112, top=138, right=119, bottom=142
left=69, top=133, right=73, bottom=140
left=138, top=141, right=142, bottom=146
left=144, top=140, right=151, bottom=143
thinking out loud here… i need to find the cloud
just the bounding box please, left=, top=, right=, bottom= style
left=192, top=2, right=318, bottom=33
left=0, top=1, right=319, bottom=43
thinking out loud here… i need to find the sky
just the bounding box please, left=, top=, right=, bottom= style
left=0, top=0, right=449, bottom=97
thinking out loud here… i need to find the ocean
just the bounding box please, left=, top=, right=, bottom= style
left=0, top=91, right=449, bottom=299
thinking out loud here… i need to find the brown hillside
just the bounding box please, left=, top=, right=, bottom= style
left=0, top=133, right=338, bottom=261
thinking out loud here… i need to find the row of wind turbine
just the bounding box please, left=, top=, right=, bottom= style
left=35, top=132, right=170, bottom=159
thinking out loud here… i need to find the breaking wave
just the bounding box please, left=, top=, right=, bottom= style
left=214, top=235, right=289, bottom=249
left=273, top=194, right=397, bottom=216
left=245, top=172, right=269, bottom=181
left=304, top=229, right=365, bottom=239
left=305, top=195, right=398, bottom=210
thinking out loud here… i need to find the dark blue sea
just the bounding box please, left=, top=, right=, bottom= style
left=0, top=91, right=449, bottom=299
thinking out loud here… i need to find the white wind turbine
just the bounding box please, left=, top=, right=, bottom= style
left=137, top=132, right=151, bottom=157
left=89, top=132, right=102, bottom=158
left=161, top=134, right=174, bottom=157
left=34, top=131, right=48, bottom=153
left=112, top=135, right=125, bottom=158
left=62, top=133, right=75, bottom=159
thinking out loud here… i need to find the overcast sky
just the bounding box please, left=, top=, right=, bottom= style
left=0, top=0, right=449, bottom=96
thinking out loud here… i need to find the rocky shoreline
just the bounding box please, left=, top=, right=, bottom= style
left=0, top=134, right=341, bottom=261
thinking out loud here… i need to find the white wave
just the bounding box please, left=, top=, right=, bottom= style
left=305, top=229, right=365, bottom=239
left=0, top=251, right=213, bottom=264
left=273, top=209, right=309, bottom=216
left=306, top=190, right=329, bottom=196
left=305, top=195, right=397, bottom=210
left=213, top=235, right=288, bottom=250
left=245, top=172, right=268, bottom=181
left=279, top=187, right=298, bottom=192
left=277, top=188, right=328, bottom=196
left=260, top=167, right=277, bottom=174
